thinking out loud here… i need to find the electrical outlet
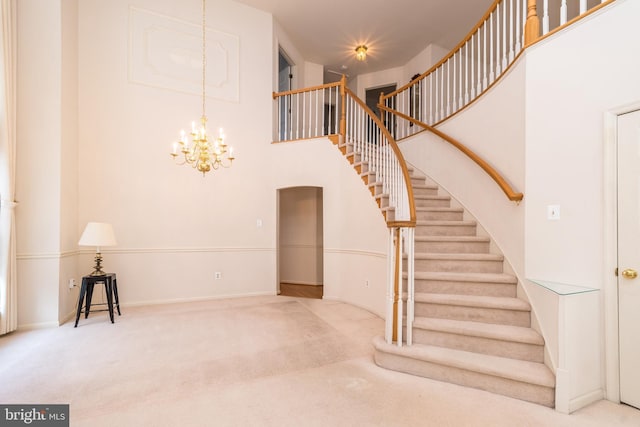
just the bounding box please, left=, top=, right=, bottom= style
left=365, top=280, right=370, bottom=288
left=215, top=272, right=222, bottom=280
left=68, top=278, right=76, bottom=289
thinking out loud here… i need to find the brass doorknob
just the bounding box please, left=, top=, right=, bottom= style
left=622, top=269, right=638, bottom=279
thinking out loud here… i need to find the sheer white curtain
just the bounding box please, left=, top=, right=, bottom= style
left=0, top=0, right=17, bottom=335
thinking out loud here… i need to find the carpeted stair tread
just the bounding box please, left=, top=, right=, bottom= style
left=415, top=293, right=531, bottom=311
left=414, top=235, right=490, bottom=243
left=413, top=184, right=439, bottom=190
left=416, top=220, right=476, bottom=226
left=415, top=207, right=464, bottom=212
left=414, top=195, right=451, bottom=201
left=411, top=271, right=517, bottom=284
left=373, top=336, right=554, bottom=388
left=413, top=253, right=503, bottom=261
left=413, top=317, right=544, bottom=345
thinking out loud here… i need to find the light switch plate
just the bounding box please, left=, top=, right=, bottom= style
left=547, top=205, right=560, bottom=220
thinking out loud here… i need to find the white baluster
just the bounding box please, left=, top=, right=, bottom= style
left=483, top=23, right=488, bottom=90
left=396, top=229, right=404, bottom=347
left=560, top=0, right=568, bottom=26
left=464, top=42, right=469, bottom=105
left=477, top=31, right=482, bottom=96
left=490, top=11, right=495, bottom=83
left=385, top=227, right=395, bottom=344
left=446, top=59, right=451, bottom=116
left=278, top=96, right=287, bottom=141
left=452, top=56, right=457, bottom=113
left=543, top=0, right=550, bottom=35
left=406, top=227, right=415, bottom=346
left=429, top=73, right=434, bottom=124
left=509, top=0, right=515, bottom=62
left=496, top=5, right=502, bottom=76
left=470, top=35, right=476, bottom=99
left=458, top=49, right=464, bottom=109
left=502, top=0, right=508, bottom=70
left=515, top=0, right=522, bottom=53
left=298, top=93, right=302, bottom=139
left=440, top=66, right=444, bottom=120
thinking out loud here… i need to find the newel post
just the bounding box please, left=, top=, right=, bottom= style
left=339, top=74, right=347, bottom=139
left=524, top=0, right=540, bottom=46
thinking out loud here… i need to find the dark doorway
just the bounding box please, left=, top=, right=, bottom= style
left=366, top=84, right=396, bottom=138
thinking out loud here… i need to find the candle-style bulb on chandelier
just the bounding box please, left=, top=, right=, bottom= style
left=170, top=0, right=235, bottom=176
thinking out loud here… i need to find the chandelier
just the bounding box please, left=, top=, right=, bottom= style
left=170, top=0, right=235, bottom=176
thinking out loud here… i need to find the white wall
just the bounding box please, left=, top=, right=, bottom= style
left=16, top=0, right=64, bottom=328
left=271, top=138, right=388, bottom=315
left=59, top=0, right=80, bottom=323
left=16, top=0, right=390, bottom=326
left=400, top=59, right=526, bottom=276
left=403, top=43, right=449, bottom=83
left=524, top=0, right=640, bottom=287
left=523, top=0, right=640, bottom=408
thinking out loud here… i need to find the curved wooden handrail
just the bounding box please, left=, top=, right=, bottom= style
left=344, top=87, right=417, bottom=225
left=380, top=104, right=523, bottom=203
left=272, top=81, right=341, bottom=99
left=382, top=0, right=616, bottom=103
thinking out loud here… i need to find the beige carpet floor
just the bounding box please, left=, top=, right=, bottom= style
left=1, top=295, right=639, bottom=426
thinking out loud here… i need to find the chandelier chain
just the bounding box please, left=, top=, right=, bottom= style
left=202, top=0, right=206, bottom=118
left=169, top=0, right=235, bottom=175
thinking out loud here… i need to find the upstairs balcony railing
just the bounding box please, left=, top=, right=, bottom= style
left=381, top=0, right=614, bottom=140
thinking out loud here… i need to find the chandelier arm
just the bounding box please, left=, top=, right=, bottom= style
left=202, top=0, right=206, bottom=119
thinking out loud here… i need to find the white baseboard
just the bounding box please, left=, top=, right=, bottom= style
left=120, top=291, right=276, bottom=308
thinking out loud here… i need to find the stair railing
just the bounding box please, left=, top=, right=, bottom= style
left=380, top=0, right=614, bottom=140
left=273, top=76, right=416, bottom=347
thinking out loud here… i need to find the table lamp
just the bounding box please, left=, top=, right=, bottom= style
left=78, top=222, right=117, bottom=276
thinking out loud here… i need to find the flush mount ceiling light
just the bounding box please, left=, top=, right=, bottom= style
left=170, top=0, right=235, bottom=176
left=355, top=45, right=368, bottom=61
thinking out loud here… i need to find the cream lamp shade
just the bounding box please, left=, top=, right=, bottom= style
left=79, top=222, right=117, bottom=276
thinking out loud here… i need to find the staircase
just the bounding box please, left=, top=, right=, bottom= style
left=359, top=161, right=556, bottom=407
left=275, top=83, right=554, bottom=408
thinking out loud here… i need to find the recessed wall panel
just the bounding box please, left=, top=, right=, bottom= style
left=129, top=7, right=239, bottom=102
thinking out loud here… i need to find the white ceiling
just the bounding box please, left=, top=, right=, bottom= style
left=233, top=0, right=494, bottom=80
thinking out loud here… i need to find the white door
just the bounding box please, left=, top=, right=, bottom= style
left=618, top=109, right=640, bottom=409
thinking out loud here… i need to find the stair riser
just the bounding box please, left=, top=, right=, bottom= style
left=410, top=279, right=517, bottom=298
left=414, top=240, right=490, bottom=253
left=414, top=198, right=451, bottom=208
left=415, top=225, right=477, bottom=236
left=413, top=303, right=531, bottom=327
left=412, top=258, right=504, bottom=274
left=410, top=177, right=426, bottom=186
left=416, top=211, right=464, bottom=221
left=374, top=351, right=554, bottom=407
left=408, top=328, right=544, bottom=363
